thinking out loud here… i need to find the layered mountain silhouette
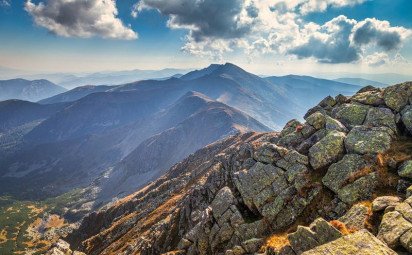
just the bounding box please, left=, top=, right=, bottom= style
left=0, top=63, right=363, bottom=201
left=0, top=78, right=66, bottom=101
left=0, top=88, right=268, bottom=200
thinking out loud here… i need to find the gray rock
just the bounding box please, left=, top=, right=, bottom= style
left=241, top=238, right=264, bottom=253
left=325, top=116, right=348, bottom=132
left=372, top=196, right=402, bottom=212
left=337, top=172, right=377, bottom=204
left=377, top=211, right=412, bottom=248
left=401, top=105, right=412, bottom=134
left=351, top=89, right=384, bottom=106
left=308, top=131, right=346, bottom=170
left=319, top=96, right=337, bottom=108
left=364, top=107, right=397, bottom=133
left=339, top=203, right=370, bottom=230
left=211, top=187, right=236, bottom=219
left=395, top=202, right=412, bottom=222
left=400, top=228, right=412, bottom=253
left=332, top=103, right=370, bottom=128
left=234, top=162, right=287, bottom=212
left=302, top=230, right=397, bottom=255
left=309, top=218, right=342, bottom=244
left=345, top=126, right=393, bottom=154
left=322, top=154, right=368, bottom=194
left=399, top=161, right=412, bottom=179
left=384, top=83, right=411, bottom=112
left=306, top=112, right=326, bottom=130
left=288, top=226, right=319, bottom=254
left=254, top=143, right=289, bottom=164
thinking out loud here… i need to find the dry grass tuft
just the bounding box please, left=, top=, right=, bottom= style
left=329, top=220, right=357, bottom=235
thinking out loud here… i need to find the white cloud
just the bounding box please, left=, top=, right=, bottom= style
left=299, top=0, right=367, bottom=14
left=363, top=52, right=389, bottom=67
left=25, top=0, right=137, bottom=40
left=132, top=0, right=410, bottom=67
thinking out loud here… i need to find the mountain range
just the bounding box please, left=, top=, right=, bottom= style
left=0, top=63, right=365, bottom=202
left=0, top=78, right=66, bottom=102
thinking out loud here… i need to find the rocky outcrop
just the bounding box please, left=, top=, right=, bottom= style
left=66, top=82, right=412, bottom=255
left=302, top=230, right=396, bottom=255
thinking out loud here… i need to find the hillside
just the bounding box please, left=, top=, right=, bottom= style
left=0, top=90, right=268, bottom=200
left=39, top=85, right=116, bottom=104
left=65, top=82, right=412, bottom=255
left=0, top=79, right=66, bottom=102
left=334, top=77, right=388, bottom=88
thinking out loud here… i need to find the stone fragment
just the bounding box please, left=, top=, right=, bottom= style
left=345, top=126, right=393, bottom=154
left=306, top=112, right=326, bottom=130
left=322, top=154, right=368, bottom=194
left=241, top=238, right=264, bottom=254
left=337, top=173, right=377, bottom=204
left=339, top=203, right=370, bottom=230
left=401, top=105, right=412, bottom=134
left=302, top=230, right=397, bottom=255
left=332, top=103, right=370, bottom=128
left=309, top=218, right=342, bottom=244
left=384, top=83, right=411, bottom=112
left=288, top=226, right=319, bottom=254
left=399, top=160, right=412, bottom=179
left=309, top=131, right=346, bottom=170
left=377, top=211, right=412, bottom=248
left=372, top=196, right=402, bottom=212
left=364, top=107, right=397, bottom=133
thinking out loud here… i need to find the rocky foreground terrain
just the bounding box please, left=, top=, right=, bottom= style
left=50, top=82, right=412, bottom=254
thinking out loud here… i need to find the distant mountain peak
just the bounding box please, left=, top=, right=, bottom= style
left=180, top=62, right=249, bottom=81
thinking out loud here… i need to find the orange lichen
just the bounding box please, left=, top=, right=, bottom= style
left=329, top=220, right=356, bottom=235
left=263, top=232, right=290, bottom=252
left=345, top=166, right=374, bottom=186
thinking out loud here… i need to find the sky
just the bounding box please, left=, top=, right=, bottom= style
left=0, top=0, right=412, bottom=76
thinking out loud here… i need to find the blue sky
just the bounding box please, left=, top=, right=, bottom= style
left=0, top=0, right=411, bottom=76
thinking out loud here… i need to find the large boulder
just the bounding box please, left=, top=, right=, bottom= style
left=401, top=105, right=412, bottom=134
left=351, top=88, right=384, bottom=106
left=377, top=211, right=412, bottom=248
left=302, top=230, right=396, bottom=255
left=234, top=162, right=288, bottom=212
left=288, top=226, right=319, bottom=254
left=345, top=126, right=393, bottom=154
left=306, top=112, right=326, bottom=130
left=372, top=196, right=402, bottom=212
left=322, top=154, right=368, bottom=194
left=364, top=107, right=397, bottom=133
left=253, top=143, right=288, bottom=164
left=399, top=161, right=412, bottom=179
left=339, top=203, right=370, bottom=230
left=332, top=103, right=370, bottom=128
left=308, top=131, right=346, bottom=170
left=337, top=172, right=377, bottom=204
left=384, top=83, right=411, bottom=112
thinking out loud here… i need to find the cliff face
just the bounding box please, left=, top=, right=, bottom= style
left=67, top=82, right=412, bottom=255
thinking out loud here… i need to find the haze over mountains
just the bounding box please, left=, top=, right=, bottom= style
left=0, top=63, right=369, bottom=204
left=0, top=79, right=66, bottom=102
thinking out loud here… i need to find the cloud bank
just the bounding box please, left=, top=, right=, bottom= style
left=25, top=0, right=137, bottom=40
left=133, top=0, right=411, bottom=66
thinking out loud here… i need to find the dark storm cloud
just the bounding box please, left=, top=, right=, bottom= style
left=137, top=0, right=253, bottom=42
left=352, top=18, right=404, bottom=51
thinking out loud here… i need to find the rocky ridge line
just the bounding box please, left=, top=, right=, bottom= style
left=57, top=82, right=412, bottom=255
